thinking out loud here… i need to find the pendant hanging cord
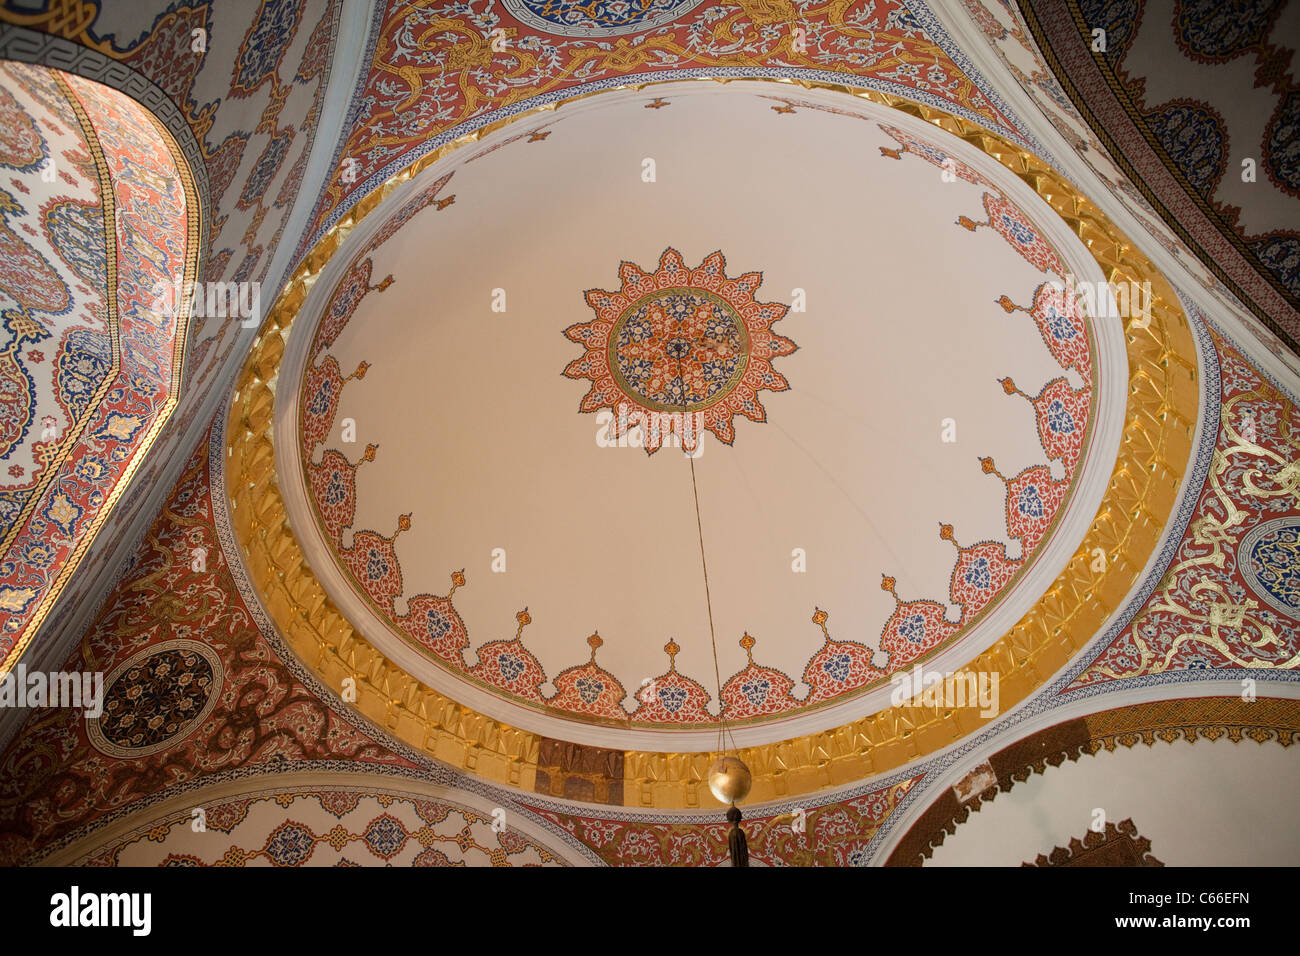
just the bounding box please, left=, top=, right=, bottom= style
left=678, top=356, right=735, bottom=756
left=688, top=451, right=733, bottom=753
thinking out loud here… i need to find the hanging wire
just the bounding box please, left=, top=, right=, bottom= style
left=675, top=340, right=737, bottom=757
left=688, top=449, right=733, bottom=754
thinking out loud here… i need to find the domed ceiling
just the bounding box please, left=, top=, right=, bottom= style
left=271, top=82, right=1126, bottom=750
left=9, top=0, right=1299, bottom=873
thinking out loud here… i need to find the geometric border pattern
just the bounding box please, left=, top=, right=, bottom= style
left=76, top=785, right=565, bottom=867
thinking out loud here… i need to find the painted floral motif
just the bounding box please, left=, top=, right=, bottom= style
left=802, top=610, right=886, bottom=705
left=399, top=582, right=472, bottom=664
left=230, top=0, right=305, bottom=96
left=563, top=248, right=796, bottom=452
left=997, top=281, right=1092, bottom=380
left=1003, top=376, right=1090, bottom=473
left=467, top=609, right=547, bottom=702
left=0, top=1, right=343, bottom=659
left=521, top=776, right=919, bottom=866
left=719, top=633, right=799, bottom=720
left=963, top=192, right=1065, bottom=276
left=1251, top=235, right=1300, bottom=296
left=635, top=640, right=713, bottom=723
left=55, top=328, right=112, bottom=424
left=1263, top=90, right=1300, bottom=196
left=306, top=0, right=1018, bottom=247
left=878, top=581, right=957, bottom=672
left=42, top=199, right=106, bottom=290
left=1143, top=99, right=1228, bottom=195
left=300, top=356, right=368, bottom=458
left=612, top=290, right=746, bottom=410
left=1073, top=332, right=1300, bottom=688
left=945, top=525, right=1022, bottom=620
left=0, top=81, right=47, bottom=172
left=548, top=634, right=629, bottom=721
left=87, top=639, right=223, bottom=758
left=0, top=64, right=195, bottom=657
left=1172, top=0, right=1283, bottom=62
left=1238, top=518, right=1300, bottom=616
left=879, top=123, right=990, bottom=185
left=0, top=439, right=417, bottom=865
left=1031, top=0, right=1300, bottom=347
left=291, top=114, right=1098, bottom=729
left=340, top=519, right=410, bottom=609
left=237, top=129, right=294, bottom=210
left=502, top=0, right=704, bottom=36
left=86, top=789, right=562, bottom=867
left=360, top=174, right=455, bottom=258
left=997, top=463, right=1069, bottom=555
left=1078, top=0, right=1143, bottom=57
left=867, top=130, right=1095, bottom=693
left=0, top=319, right=42, bottom=466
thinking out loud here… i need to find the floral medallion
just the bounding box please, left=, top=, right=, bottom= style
left=563, top=248, right=795, bottom=453
left=1237, top=517, right=1300, bottom=618
left=86, top=639, right=224, bottom=758
left=501, top=0, right=705, bottom=38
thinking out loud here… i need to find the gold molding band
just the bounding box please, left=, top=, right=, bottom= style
left=225, top=78, right=1198, bottom=810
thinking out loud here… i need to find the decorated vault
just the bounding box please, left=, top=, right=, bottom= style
left=0, top=0, right=1295, bottom=869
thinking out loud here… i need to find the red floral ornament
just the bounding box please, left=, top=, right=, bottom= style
left=563, top=248, right=796, bottom=454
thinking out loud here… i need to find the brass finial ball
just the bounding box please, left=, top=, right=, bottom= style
left=708, top=756, right=752, bottom=805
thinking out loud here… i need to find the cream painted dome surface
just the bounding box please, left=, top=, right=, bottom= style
left=276, top=81, right=1127, bottom=750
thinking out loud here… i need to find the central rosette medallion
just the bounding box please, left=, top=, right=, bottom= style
left=612, top=289, right=747, bottom=412
left=564, top=248, right=796, bottom=453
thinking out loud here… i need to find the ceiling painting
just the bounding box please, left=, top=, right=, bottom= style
left=884, top=695, right=1300, bottom=866
left=72, top=784, right=568, bottom=867
left=0, top=317, right=1285, bottom=864
left=303, top=0, right=1026, bottom=251
left=519, top=773, right=919, bottom=866
left=562, top=247, right=796, bottom=453
left=955, top=0, right=1300, bottom=379
left=0, top=1, right=348, bottom=656
left=223, top=80, right=1198, bottom=810
left=0, top=436, right=419, bottom=866
left=0, top=0, right=1296, bottom=871
left=1016, top=0, right=1300, bottom=353
left=282, top=83, right=1121, bottom=747
left=1068, top=331, right=1300, bottom=689
left=0, top=61, right=198, bottom=669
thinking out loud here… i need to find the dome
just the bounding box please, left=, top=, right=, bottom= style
left=275, top=81, right=1126, bottom=750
